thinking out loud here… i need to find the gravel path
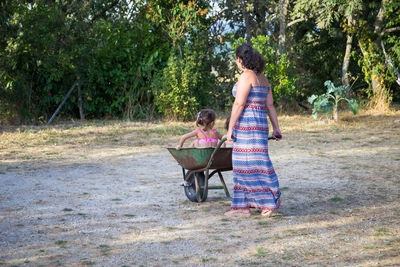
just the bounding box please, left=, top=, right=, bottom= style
left=1, top=127, right=399, bottom=266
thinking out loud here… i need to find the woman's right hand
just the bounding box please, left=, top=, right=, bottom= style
left=176, top=145, right=182, bottom=150
left=226, top=128, right=233, bottom=142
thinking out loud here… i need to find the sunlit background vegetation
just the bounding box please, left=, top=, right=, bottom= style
left=1, top=0, right=399, bottom=123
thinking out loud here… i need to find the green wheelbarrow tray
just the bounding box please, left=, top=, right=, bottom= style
left=167, top=147, right=232, bottom=170
left=167, top=138, right=232, bottom=202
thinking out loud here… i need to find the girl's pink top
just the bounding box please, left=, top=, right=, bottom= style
left=197, top=128, right=218, bottom=144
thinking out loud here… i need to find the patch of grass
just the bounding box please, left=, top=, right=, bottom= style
left=330, top=196, right=343, bottom=202
left=258, top=221, right=269, bottom=226
left=123, top=214, right=135, bottom=217
left=221, top=218, right=230, bottom=222
left=374, top=227, right=391, bottom=237
left=81, top=260, right=96, bottom=266
left=282, top=254, right=295, bottom=260
left=201, top=257, right=217, bottom=262
left=98, top=244, right=111, bottom=255
left=255, top=247, right=266, bottom=257
left=255, top=237, right=268, bottom=242
left=165, top=226, right=177, bottom=231
left=280, top=186, right=289, bottom=191
left=303, top=251, right=316, bottom=256
left=77, top=213, right=86, bottom=216
left=111, top=198, right=122, bottom=201
left=62, top=208, right=73, bottom=212
left=55, top=240, right=67, bottom=245
left=213, top=237, right=225, bottom=241
left=287, top=229, right=298, bottom=234
left=364, top=246, right=378, bottom=249
left=273, top=234, right=284, bottom=239
left=185, top=209, right=198, bottom=213
left=383, top=238, right=400, bottom=246
left=138, top=126, right=189, bottom=136
left=313, top=151, right=328, bottom=157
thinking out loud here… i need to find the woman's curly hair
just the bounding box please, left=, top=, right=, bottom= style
left=235, top=44, right=265, bottom=74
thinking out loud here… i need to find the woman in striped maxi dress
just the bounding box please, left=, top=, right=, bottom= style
left=225, top=44, right=282, bottom=217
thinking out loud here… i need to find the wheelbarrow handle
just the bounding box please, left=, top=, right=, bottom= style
left=219, top=135, right=281, bottom=144
left=204, top=137, right=227, bottom=170
left=268, top=134, right=282, bottom=140
left=216, top=137, right=227, bottom=149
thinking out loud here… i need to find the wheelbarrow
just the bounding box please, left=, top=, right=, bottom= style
left=167, top=138, right=232, bottom=202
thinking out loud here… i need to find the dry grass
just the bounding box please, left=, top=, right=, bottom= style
left=1, top=110, right=400, bottom=266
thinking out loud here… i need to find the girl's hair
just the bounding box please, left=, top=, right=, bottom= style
left=224, top=115, right=230, bottom=131
left=235, top=44, right=265, bottom=74
left=196, top=109, right=216, bottom=128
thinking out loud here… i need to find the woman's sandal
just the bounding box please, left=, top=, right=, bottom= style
left=224, top=209, right=251, bottom=217
left=261, top=209, right=273, bottom=217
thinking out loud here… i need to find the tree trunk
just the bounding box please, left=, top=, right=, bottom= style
left=278, top=0, right=289, bottom=55
left=334, top=105, right=338, bottom=122
left=373, top=0, right=387, bottom=46
left=367, top=0, right=391, bottom=110
left=241, top=1, right=252, bottom=44
left=342, top=15, right=353, bottom=89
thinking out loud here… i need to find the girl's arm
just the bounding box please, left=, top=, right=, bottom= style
left=226, top=72, right=252, bottom=142
left=265, top=80, right=282, bottom=139
left=176, top=130, right=198, bottom=150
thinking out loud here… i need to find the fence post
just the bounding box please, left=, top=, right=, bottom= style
left=47, top=80, right=78, bottom=125
left=77, top=77, right=84, bottom=120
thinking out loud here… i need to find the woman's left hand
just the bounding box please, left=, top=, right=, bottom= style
left=272, top=128, right=282, bottom=141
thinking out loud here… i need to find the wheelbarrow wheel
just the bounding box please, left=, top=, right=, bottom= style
left=184, top=172, right=207, bottom=202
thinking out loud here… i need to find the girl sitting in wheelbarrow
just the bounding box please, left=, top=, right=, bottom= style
left=176, top=109, right=223, bottom=150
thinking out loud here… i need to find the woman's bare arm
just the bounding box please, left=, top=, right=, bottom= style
left=227, top=72, right=252, bottom=141
left=265, top=81, right=282, bottom=139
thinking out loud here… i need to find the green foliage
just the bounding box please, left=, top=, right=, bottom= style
left=152, top=53, right=198, bottom=120
left=308, top=80, right=358, bottom=121
left=152, top=48, right=214, bottom=121
left=1, top=0, right=399, bottom=124
left=233, top=36, right=300, bottom=104
left=84, top=18, right=167, bottom=120
left=150, top=1, right=214, bottom=120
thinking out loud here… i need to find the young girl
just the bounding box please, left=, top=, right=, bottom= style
left=176, top=109, right=222, bottom=150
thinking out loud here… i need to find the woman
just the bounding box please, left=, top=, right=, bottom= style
left=225, top=44, right=282, bottom=217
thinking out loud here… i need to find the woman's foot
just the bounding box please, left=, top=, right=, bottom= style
left=261, top=209, right=273, bottom=217
left=224, top=209, right=250, bottom=217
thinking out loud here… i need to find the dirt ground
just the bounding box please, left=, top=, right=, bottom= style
left=1, top=112, right=400, bottom=267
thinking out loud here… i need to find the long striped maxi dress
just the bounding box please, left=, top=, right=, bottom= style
left=231, top=84, right=281, bottom=211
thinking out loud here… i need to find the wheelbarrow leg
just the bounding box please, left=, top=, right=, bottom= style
left=194, top=174, right=202, bottom=202
left=201, top=169, right=209, bottom=202
left=218, top=171, right=231, bottom=198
